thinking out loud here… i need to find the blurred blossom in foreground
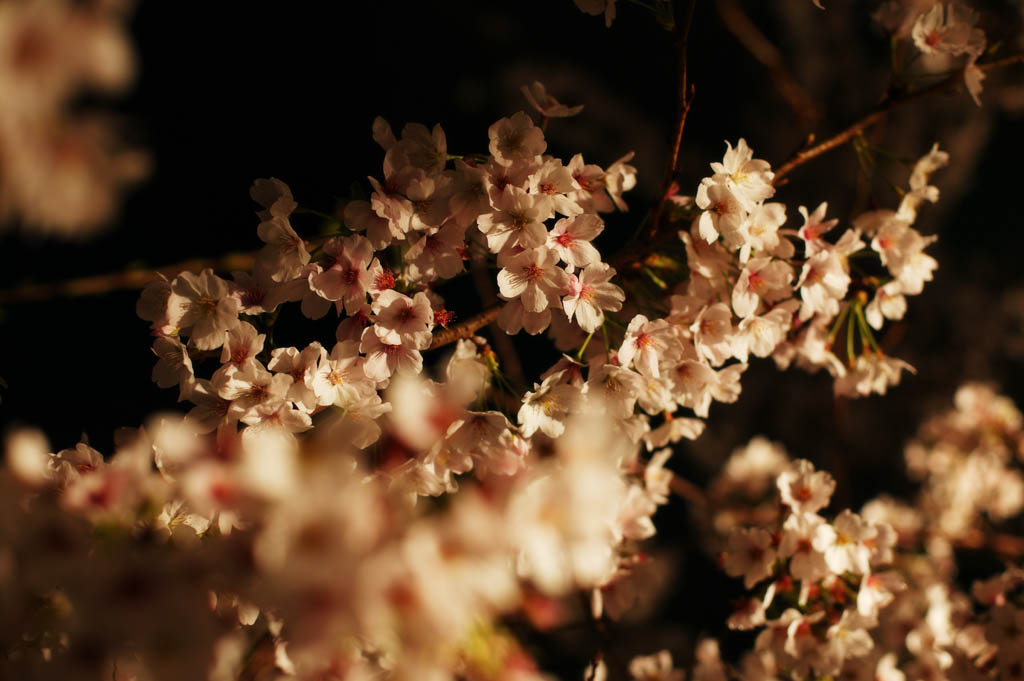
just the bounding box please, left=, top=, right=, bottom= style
left=0, top=0, right=147, bottom=237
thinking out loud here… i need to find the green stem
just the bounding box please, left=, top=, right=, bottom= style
left=576, top=331, right=595, bottom=360
left=846, top=302, right=856, bottom=366
left=826, top=302, right=851, bottom=348
left=853, top=303, right=882, bottom=353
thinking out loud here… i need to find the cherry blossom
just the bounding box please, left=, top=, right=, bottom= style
left=562, top=262, right=625, bottom=333
left=521, top=80, right=584, bottom=118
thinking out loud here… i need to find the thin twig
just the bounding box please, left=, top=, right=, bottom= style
left=715, top=0, right=821, bottom=125
left=772, top=53, right=1024, bottom=186
left=648, top=0, right=698, bottom=239
left=670, top=473, right=708, bottom=506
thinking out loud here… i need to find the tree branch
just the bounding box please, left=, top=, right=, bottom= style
left=715, top=0, right=821, bottom=125
left=772, top=53, right=1024, bottom=186
left=429, top=304, right=502, bottom=350
left=0, top=252, right=259, bottom=305
left=649, top=0, right=698, bottom=239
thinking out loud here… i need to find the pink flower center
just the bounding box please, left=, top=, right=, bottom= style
left=375, top=269, right=395, bottom=290
left=555, top=232, right=575, bottom=247
left=342, top=266, right=360, bottom=285
left=574, top=173, right=597, bottom=192
left=523, top=264, right=543, bottom=281
left=434, top=309, right=456, bottom=327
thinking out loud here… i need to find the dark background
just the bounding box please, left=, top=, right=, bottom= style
left=1, top=1, right=1023, bottom=675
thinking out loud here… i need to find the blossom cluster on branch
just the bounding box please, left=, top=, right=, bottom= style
left=3, top=0, right=1024, bottom=679
left=700, top=388, right=1024, bottom=681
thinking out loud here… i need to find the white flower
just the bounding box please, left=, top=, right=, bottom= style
left=796, top=247, right=850, bottom=321
left=371, top=289, right=434, bottom=348
left=359, top=326, right=423, bottom=382
left=709, top=139, right=775, bottom=210
left=518, top=370, right=580, bottom=438
left=813, top=509, right=876, bottom=575
left=696, top=181, right=745, bottom=246
left=309, top=341, right=373, bottom=408
left=620, top=315, right=684, bottom=378
left=497, top=246, right=570, bottom=314
left=779, top=512, right=830, bottom=583
left=605, top=151, right=638, bottom=211
left=723, top=527, right=776, bottom=588
left=168, top=269, right=241, bottom=351
left=547, top=213, right=603, bottom=268
left=488, top=111, right=546, bottom=167
left=563, top=262, right=624, bottom=333
left=530, top=157, right=584, bottom=217
left=256, top=215, right=309, bottom=283
left=778, top=459, right=835, bottom=515
left=478, top=186, right=553, bottom=253
left=521, top=80, right=584, bottom=118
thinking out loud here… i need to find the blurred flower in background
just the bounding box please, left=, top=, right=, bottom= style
left=0, top=0, right=146, bottom=237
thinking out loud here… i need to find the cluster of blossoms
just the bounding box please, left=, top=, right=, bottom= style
left=145, top=115, right=942, bottom=482
left=875, top=1, right=988, bottom=104
left=719, top=457, right=905, bottom=680
left=0, top=0, right=146, bottom=235
left=633, top=135, right=942, bottom=422
left=1, top=408, right=676, bottom=681
left=905, top=382, right=1024, bottom=543
left=6, top=14, right=1021, bottom=668
left=698, top=393, right=1024, bottom=681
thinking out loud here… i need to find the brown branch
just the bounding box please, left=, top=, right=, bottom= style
left=955, top=529, right=1024, bottom=558
left=429, top=304, right=502, bottom=350
left=648, top=0, right=698, bottom=239
left=715, top=0, right=821, bottom=125
left=670, top=473, right=708, bottom=507
left=0, top=252, right=259, bottom=305
left=772, top=53, right=1024, bottom=186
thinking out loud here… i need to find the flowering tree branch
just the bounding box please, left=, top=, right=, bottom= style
left=772, top=52, right=1024, bottom=186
